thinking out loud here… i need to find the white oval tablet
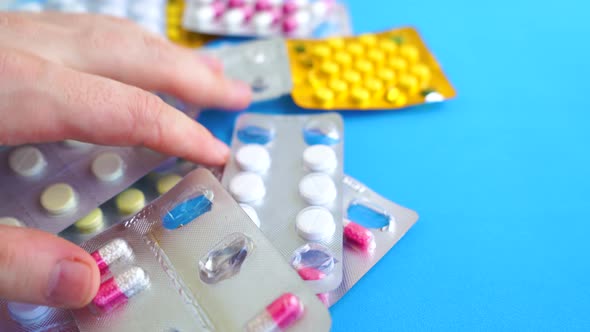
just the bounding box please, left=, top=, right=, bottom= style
left=9, top=146, right=46, bottom=177
left=40, top=183, right=78, bottom=215
left=236, top=144, right=271, bottom=173
left=303, top=145, right=337, bottom=172
left=229, top=172, right=266, bottom=203
left=299, top=173, right=337, bottom=205
left=223, top=8, right=246, bottom=28
left=0, top=217, right=24, bottom=227
left=240, top=204, right=261, bottom=228
left=7, top=302, right=50, bottom=324
left=296, top=206, right=335, bottom=241
left=92, top=152, right=125, bottom=182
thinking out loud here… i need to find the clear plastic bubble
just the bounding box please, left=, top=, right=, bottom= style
left=237, top=124, right=275, bottom=145
left=199, top=233, right=254, bottom=284
left=162, top=191, right=214, bottom=230
left=291, top=243, right=335, bottom=280
left=302, top=119, right=341, bottom=145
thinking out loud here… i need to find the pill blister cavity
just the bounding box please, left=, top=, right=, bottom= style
left=237, top=124, right=275, bottom=145
left=75, top=208, right=104, bottom=234
left=9, top=146, right=46, bottom=177
left=302, top=119, right=340, bottom=145
left=343, top=219, right=376, bottom=253
left=162, top=190, right=214, bottom=230
left=295, top=206, right=335, bottom=241
left=92, top=238, right=134, bottom=274
left=303, top=144, right=337, bottom=172
left=199, top=233, right=254, bottom=284
left=92, top=266, right=150, bottom=313
left=116, top=188, right=146, bottom=216
left=92, top=152, right=125, bottom=182
left=347, top=200, right=395, bottom=232
left=40, top=183, right=78, bottom=215
left=156, top=174, right=183, bottom=195
left=240, top=203, right=262, bottom=228
left=230, top=172, right=266, bottom=203
left=236, top=144, right=271, bottom=173
left=299, top=173, right=337, bottom=206
left=0, top=217, right=24, bottom=227
left=7, top=302, right=51, bottom=325
left=291, top=243, right=335, bottom=280
left=245, top=293, right=304, bottom=332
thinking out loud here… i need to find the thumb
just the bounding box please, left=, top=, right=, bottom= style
left=0, top=226, right=100, bottom=308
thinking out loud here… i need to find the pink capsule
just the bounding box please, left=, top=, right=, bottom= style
left=92, top=267, right=149, bottom=313
left=245, top=293, right=305, bottom=332
left=91, top=239, right=133, bottom=275
left=343, top=220, right=376, bottom=252
left=297, top=267, right=326, bottom=281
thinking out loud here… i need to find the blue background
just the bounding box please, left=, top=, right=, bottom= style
left=5, top=0, right=590, bottom=330
left=199, top=0, right=590, bottom=330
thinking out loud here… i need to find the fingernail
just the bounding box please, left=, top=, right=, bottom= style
left=47, top=259, right=93, bottom=307
left=228, top=80, right=252, bottom=109
left=199, top=55, right=223, bottom=73
left=213, top=138, right=230, bottom=163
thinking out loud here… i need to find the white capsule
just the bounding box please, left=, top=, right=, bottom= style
left=117, top=266, right=150, bottom=298
left=230, top=172, right=266, bottom=203
left=299, top=173, right=337, bottom=206
left=95, top=238, right=134, bottom=267
left=303, top=145, right=337, bottom=172
left=236, top=144, right=271, bottom=173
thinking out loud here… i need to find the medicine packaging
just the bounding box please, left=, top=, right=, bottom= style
left=221, top=113, right=344, bottom=294
left=0, top=96, right=199, bottom=234
left=166, top=0, right=219, bottom=47
left=0, top=301, right=78, bottom=332
left=70, top=168, right=331, bottom=331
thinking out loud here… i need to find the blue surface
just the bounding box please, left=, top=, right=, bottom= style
left=199, top=0, right=590, bottom=330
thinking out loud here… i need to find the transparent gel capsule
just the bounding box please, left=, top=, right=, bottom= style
left=199, top=233, right=254, bottom=284
left=162, top=190, right=214, bottom=230
left=291, top=243, right=335, bottom=280
left=302, top=119, right=340, bottom=145
left=237, top=124, right=275, bottom=145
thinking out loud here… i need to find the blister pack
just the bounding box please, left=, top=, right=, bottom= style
left=324, top=175, right=419, bottom=306
left=69, top=168, right=331, bottom=331
left=11, top=0, right=168, bottom=36
left=0, top=301, right=78, bottom=332
left=166, top=0, right=219, bottom=48
left=183, top=0, right=334, bottom=38
left=0, top=97, right=199, bottom=234
left=221, top=113, right=344, bottom=294
left=287, top=26, right=457, bottom=110
left=200, top=38, right=294, bottom=102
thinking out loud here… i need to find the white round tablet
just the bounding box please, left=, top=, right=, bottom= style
left=229, top=172, right=266, bottom=203
left=193, top=5, right=215, bottom=26
left=252, top=12, right=274, bottom=32
left=92, top=152, right=125, bottom=182
left=299, top=173, right=337, bottom=206
left=240, top=204, right=261, bottom=228
left=303, top=145, right=337, bottom=172
left=293, top=9, right=311, bottom=25
left=223, top=8, right=246, bottom=28
left=9, top=146, right=46, bottom=177
left=236, top=144, right=271, bottom=173
left=0, top=217, right=24, bottom=227
left=310, top=0, right=329, bottom=17
left=295, top=206, right=335, bottom=241
left=7, top=302, right=50, bottom=324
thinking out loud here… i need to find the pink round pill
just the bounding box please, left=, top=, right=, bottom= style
left=228, top=0, right=245, bottom=8
left=282, top=15, right=298, bottom=33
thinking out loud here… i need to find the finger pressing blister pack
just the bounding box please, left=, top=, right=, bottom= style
left=221, top=113, right=344, bottom=294
left=182, top=0, right=334, bottom=38
left=70, top=168, right=331, bottom=331
left=166, top=0, right=219, bottom=47
left=287, top=27, right=457, bottom=110
left=11, top=0, right=168, bottom=36
left=0, top=97, right=199, bottom=234
left=325, top=175, right=419, bottom=306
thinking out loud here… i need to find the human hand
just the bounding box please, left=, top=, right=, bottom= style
left=0, top=12, right=250, bottom=309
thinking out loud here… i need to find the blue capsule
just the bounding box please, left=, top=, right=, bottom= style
left=162, top=193, right=213, bottom=230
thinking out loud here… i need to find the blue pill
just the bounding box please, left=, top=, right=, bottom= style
left=162, top=194, right=213, bottom=230
left=236, top=125, right=274, bottom=145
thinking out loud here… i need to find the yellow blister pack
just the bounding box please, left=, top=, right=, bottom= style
left=287, top=27, right=456, bottom=110
left=166, top=0, right=217, bottom=48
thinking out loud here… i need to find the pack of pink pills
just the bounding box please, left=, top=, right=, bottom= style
left=0, top=96, right=199, bottom=234
left=183, top=0, right=337, bottom=38
left=221, top=113, right=345, bottom=294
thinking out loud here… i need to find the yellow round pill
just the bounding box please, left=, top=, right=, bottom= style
left=74, top=208, right=104, bottom=234
left=389, top=57, right=408, bottom=72
left=367, top=49, right=385, bottom=64
left=365, top=78, right=384, bottom=92
left=328, top=79, right=348, bottom=93
left=359, top=34, right=378, bottom=46
left=343, top=70, right=361, bottom=84
left=399, top=74, right=420, bottom=94
left=314, top=88, right=335, bottom=104
left=350, top=87, right=370, bottom=104
left=347, top=42, right=364, bottom=56
left=400, top=45, right=420, bottom=63
left=157, top=174, right=183, bottom=195
left=116, top=188, right=145, bottom=216
left=355, top=59, right=374, bottom=73
left=377, top=68, right=396, bottom=82
left=40, top=183, right=77, bottom=215
left=333, top=52, right=352, bottom=66
left=411, top=63, right=432, bottom=83
left=327, top=38, right=345, bottom=49
left=319, top=61, right=339, bottom=76
left=307, top=72, right=323, bottom=88
left=311, top=45, right=331, bottom=58
left=385, top=87, right=407, bottom=105
left=379, top=39, right=399, bottom=54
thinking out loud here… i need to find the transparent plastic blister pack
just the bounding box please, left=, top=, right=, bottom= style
left=200, top=38, right=293, bottom=102
left=0, top=96, right=199, bottom=234
left=325, top=175, right=419, bottom=306
left=182, top=0, right=334, bottom=38
left=71, top=168, right=331, bottom=332
left=221, top=113, right=344, bottom=294
left=0, top=300, right=78, bottom=332
left=11, top=0, right=168, bottom=36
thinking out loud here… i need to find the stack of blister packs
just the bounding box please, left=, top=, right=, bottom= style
left=0, top=0, right=457, bottom=330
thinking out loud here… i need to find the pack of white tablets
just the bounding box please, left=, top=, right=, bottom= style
left=11, top=0, right=167, bottom=35
left=182, top=0, right=334, bottom=38
left=221, top=113, right=344, bottom=294
left=200, top=38, right=293, bottom=102
left=0, top=97, right=199, bottom=234
left=67, top=168, right=331, bottom=332
left=324, top=175, right=419, bottom=306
